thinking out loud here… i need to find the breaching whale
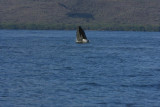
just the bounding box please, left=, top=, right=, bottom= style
left=76, top=26, right=89, bottom=43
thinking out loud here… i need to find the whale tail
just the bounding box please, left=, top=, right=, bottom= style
left=76, top=26, right=89, bottom=43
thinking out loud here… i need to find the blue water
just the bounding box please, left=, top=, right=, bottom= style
left=0, top=30, right=160, bottom=107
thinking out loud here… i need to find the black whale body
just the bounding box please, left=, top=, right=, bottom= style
left=76, top=26, right=89, bottom=43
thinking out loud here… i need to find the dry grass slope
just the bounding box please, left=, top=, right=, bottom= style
left=0, top=0, right=160, bottom=30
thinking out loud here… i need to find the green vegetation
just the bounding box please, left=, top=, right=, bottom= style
left=0, top=23, right=160, bottom=32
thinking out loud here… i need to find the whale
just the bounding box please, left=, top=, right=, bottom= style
left=76, top=26, right=89, bottom=43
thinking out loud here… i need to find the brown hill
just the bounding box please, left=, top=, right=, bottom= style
left=0, top=0, right=160, bottom=30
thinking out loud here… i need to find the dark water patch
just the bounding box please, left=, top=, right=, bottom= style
left=96, top=102, right=108, bottom=105
left=150, top=68, right=160, bottom=71
left=53, top=68, right=63, bottom=71
left=133, top=84, right=160, bottom=89
left=78, top=82, right=106, bottom=87
left=121, top=84, right=160, bottom=89
left=0, top=89, right=9, bottom=98
left=125, top=103, right=136, bottom=107
left=64, top=66, right=73, bottom=70
left=155, top=69, right=160, bottom=71
left=78, top=88, right=90, bottom=92
left=105, top=102, right=135, bottom=107
left=0, top=46, right=12, bottom=49
left=108, top=46, right=154, bottom=51
left=127, top=75, right=137, bottom=78
left=127, top=74, right=153, bottom=78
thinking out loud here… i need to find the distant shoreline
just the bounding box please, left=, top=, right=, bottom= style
left=0, top=23, right=160, bottom=32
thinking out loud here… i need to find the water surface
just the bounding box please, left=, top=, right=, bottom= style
left=0, top=30, right=160, bottom=106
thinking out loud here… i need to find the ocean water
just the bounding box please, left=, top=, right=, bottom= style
left=0, top=30, right=160, bottom=107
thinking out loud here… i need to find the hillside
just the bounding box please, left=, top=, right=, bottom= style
left=0, top=0, right=160, bottom=31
